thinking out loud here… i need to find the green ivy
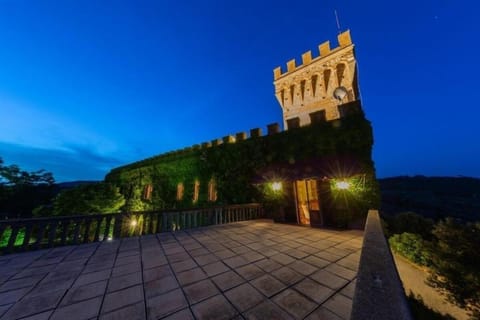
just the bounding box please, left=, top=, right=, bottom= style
left=105, top=112, right=380, bottom=218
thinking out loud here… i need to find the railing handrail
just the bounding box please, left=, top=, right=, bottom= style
left=0, top=203, right=264, bottom=255
left=0, top=203, right=262, bottom=224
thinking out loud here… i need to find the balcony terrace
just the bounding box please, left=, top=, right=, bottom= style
left=0, top=219, right=362, bottom=320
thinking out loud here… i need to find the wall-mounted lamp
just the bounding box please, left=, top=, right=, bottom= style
left=271, top=181, right=282, bottom=192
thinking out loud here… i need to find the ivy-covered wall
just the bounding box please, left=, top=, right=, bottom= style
left=105, top=105, right=379, bottom=220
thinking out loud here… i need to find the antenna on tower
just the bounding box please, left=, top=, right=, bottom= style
left=334, top=9, right=341, bottom=34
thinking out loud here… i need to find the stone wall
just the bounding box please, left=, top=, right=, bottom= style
left=351, top=210, right=412, bottom=320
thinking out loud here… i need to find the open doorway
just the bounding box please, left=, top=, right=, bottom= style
left=294, top=179, right=323, bottom=227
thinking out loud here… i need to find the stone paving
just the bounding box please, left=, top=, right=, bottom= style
left=0, top=219, right=363, bottom=320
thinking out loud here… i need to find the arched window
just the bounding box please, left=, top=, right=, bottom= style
left=193, top=180, right=200, bottom=203
left=208, top=179, right=217, bottom=202
left=176, top=182, right=184, bottom=201
left=143, top=184, right=153, bottom=200
left=336, top=64, right=346, bottom=86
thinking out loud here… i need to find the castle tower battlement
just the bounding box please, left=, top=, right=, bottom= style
left=273, top=30, right=359, bottom=129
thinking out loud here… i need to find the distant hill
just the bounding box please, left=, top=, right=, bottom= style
left=56, top=180, right=99, bottom=190
left=379, top=176, right=480, bottom=222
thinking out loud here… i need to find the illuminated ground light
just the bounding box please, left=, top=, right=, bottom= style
left=271, top=181, right=282, bottom=192
left=335, top=180, right=351, bottom=190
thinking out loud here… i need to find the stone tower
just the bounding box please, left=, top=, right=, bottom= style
left=273, top=30, right=359, bottom=129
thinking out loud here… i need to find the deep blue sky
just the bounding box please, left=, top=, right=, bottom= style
left=0, top=0, right=479, bottom=182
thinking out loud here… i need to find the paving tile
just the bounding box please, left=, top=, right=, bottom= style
left=171, top=258, right=197, bottom=272
left=74, top=269, right=111, bottom=287
left=270, top=253, right=296, bottom=266
left=189, top=247, right=210, bottom=257
left=2, top=288, right=66, bottom=319
left=340, top=279, right=356, bottom=299
left=241, top=251, right=264, bottom=263
left=322, top=294, right=352, bottom=320
left=107, top=271, right=142, bottom=292
left=183, top=279, right=219, bottom=304
left=100, top=301, right=145, bottom=320
left=194, top=254, right=219, bottom=266
left=211, top=270, right=245, bottom=292
left=166, top=252, right=191, bottom=263
left=202, top=261, right=230, bottom=277
left=60, top=280, right=107, bottom=306
left=0, top=275, right=44, bottom=292
left=144, top=275, right=179, bottom=298
left=147, top=288, right=188, bottom=319
left=324, top=247, right=352, bottom=258
left=11, top=264, right=57, bottom=279
left=142, top=255, right=168, bottom=269
left=250, top=274, right=286, bottom=298
left=102, top=284, right=144, bottom=314
left=176, top=268, right=207, bottom=286
left=314, top=251, right=342, bottom=262
left=244, top=300, right=294, bottom=320
left=271, top=266, right=304, bottom=286
left=162, top=308, right=195, bottom=320
left=223, top=255, right=250, bottom=268
left=143, top=265, right=173, bottom=282
left=273, top=288, right=317, bottom=319
left=336, top=256, right=359, bottom=271
left=214, top=249, right=236, bottom=259
left=302, top=256, right=330, bottom=269
left=236, top=264, right=265, bottom=281
left=254, top=259, right=282, bottom=273
left=299, top=246, right=320, bottom=255
left=283, top=248, right=310, bottom=259
left=111, top=261, right=141, bottom=277
left=294, top=278, right=334, bottom=304
left=50, top=296, right=102, bottom=320
left=310, top=269, right=349, bottom=290
left=305, top=307, right=343, bottom=320
left=0, top=304, right=12, bottom=318
left=225, top=283, right=264, bottom=312
left=0, top=286, right=31, bottom=305
left=82, top=262, right=113, bottom=274
left=258, top=247, right=280, bottom=257
left=287, top=260, right=318, bottom=276
left=192, top=294, right=238, bottom=320
left=324, top=264, right=357, bottom=281
left=20, top=310, right=53, bottom=320
left=231, top=245, right=252, bottom=254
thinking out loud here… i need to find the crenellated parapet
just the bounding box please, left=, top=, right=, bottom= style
left=273, top=30, right=360, bottom=129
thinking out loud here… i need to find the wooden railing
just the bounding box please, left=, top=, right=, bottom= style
left=0, top=203, right=263, bottom=255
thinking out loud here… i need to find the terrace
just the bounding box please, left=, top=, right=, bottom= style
left=0, top=219, right=362, bottom=320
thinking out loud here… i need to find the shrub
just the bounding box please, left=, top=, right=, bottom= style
left=389, top=232, right=431, bottom=266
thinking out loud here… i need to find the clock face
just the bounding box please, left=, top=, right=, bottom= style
left=333, top=86, right=347, bottom=101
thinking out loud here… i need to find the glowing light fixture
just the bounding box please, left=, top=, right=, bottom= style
left=130, top=219, right=138, bottom=227
left=335, top=180, right=351, bottom=190
left=107, top=237, right=113, bottom=241
left=271, top=181, right=282, bottom=192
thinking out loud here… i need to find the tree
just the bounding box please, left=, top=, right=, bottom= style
left=53, top=183, right=125, bottom=215
left=427, top=218, right=480, bottom=319
left=0, top=157, right=56, bottom=218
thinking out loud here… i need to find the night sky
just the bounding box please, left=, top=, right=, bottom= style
left=0, top=0, right=478, bottom=182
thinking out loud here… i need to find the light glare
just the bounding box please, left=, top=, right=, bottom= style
left=271, top=181, right=282, bottom=191
left=335, top=181, right=351, bottom=190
